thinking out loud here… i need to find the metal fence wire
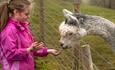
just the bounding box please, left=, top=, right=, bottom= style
left=0, top=0, right=115, bottom=70
left=32, top=0, right=115, bottom=70
left=35, top=0, right=115, bottom=70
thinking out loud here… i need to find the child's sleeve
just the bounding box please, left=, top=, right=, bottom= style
left=33, top=47, right=48, bottom=57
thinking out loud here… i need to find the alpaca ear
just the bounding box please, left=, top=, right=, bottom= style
left=68, top=14, right=77, bottom=21
left=63, top=9, right=73, bottom=17
left=65, top=14, right=79, bottom=23
left=62, top=9, right=80, bottom=27
left=62, top=9, right=78, bottom=22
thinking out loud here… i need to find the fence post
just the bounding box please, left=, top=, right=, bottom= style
left=73, top=0, right=81, bottom=13
left=81, top=45, right=94, bottom=70
left=72, top=42, right=81, bottom=70
left=39, top=0, right=45, bottom=42
left=73, top=0, right=81, bottom=70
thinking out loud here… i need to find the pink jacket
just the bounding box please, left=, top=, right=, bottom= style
left=0, top=18, right=48, bottom=70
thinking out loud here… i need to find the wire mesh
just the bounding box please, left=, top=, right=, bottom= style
left=0, top=0, right=115, bottom=70
left=31, top=0, right=115, bottom=70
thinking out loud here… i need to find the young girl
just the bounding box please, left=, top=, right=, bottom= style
left=0, top=0, right=60, bottom=70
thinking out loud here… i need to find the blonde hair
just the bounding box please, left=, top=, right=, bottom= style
left=0, top=0, right=32, bottom=31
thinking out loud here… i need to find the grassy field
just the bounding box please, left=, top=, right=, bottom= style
left=29, top=0, right=115, bottom=70
left=0, top=0, right=115, bottom=70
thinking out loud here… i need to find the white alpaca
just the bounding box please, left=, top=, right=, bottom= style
left=59, top=9, right=115, bottom=53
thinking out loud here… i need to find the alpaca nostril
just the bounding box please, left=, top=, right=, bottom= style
left=60, top=43, right=64, bottom=47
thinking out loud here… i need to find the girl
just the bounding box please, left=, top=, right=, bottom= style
left=0, top=0, right=60, bottom=70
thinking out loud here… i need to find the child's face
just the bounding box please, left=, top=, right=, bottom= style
left=13, top=8, right=30, bottom=22
left=18, top=9, right=30, bottom=22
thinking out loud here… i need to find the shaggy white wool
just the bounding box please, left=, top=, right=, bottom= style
left=59, top=21, right=87, bottom=37
left=78, top=28, right=87, bottom=37
left=59, top=9, right=115, bottom=52
left=59, top=21, right=78, bottom=35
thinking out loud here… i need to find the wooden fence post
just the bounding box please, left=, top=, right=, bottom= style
left=72, top=42, right=81, bottom=70
left=39, top=0, right=45, bottom=42
left=73, top=0, right=81, bottom=13
left=73, top=0, right=81, bottom=70
left=81, top=45, right=94, bottom=70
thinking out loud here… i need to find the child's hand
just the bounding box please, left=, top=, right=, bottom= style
left=27, top=42, right=44, bottom=52
left=47, top=49, right=61, bottom=56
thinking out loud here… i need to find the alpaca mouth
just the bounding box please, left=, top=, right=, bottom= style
left=62, top=45, right=71, bottom=49
left=62, top=46, right=68, bottom=49
left=60, top=43, right=72, bottom=49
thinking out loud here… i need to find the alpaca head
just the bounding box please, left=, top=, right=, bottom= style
left=59, top=9, right=87, bottom=49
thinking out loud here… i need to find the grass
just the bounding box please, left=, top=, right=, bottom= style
left=0, top=0, right=115, bottom=70
left=30, top=0, right=115, bottom=70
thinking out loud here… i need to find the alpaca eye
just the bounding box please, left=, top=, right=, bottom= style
left=68, top=33, right=73, bottom=36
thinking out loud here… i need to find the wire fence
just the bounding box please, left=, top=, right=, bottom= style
left=32, top=0, right=115, bottom=70
left=89, top=0, right=115, bottom=9
left=0, top=0, right=115, bottom=70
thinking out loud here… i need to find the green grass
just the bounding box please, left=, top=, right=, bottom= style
left=0, top=0, right=115, bottom=70
left=29, top=0, right=115, bottom=70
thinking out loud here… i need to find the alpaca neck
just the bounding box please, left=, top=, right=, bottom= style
left=87, top=28, right=115, bottom=52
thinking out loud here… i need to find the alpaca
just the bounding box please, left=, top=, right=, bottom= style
left=59, top=9, right=115, bottom=52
